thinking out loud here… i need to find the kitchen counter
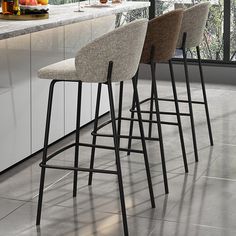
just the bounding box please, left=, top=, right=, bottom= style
left=0, top=1, right=149, bottom=173
left=0, top=1, right=150, bottom=40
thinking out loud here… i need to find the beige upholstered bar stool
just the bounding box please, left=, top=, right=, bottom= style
left=127, top=10, right=187, bottom=195
left=175, top=2, right=212, bottom=162
left=35, top=19, right=155, bottom=236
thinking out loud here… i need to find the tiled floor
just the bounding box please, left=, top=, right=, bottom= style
left=1, top=79, right=236, bottom=236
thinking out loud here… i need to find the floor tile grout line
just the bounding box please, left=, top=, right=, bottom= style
left=0, top=201, right=29, bottom=222
left=201, top=175, right=236, bottom=182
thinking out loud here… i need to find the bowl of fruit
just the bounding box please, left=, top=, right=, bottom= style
left=20, top=0, right=49, bottom=15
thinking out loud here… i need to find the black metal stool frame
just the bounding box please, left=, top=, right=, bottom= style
left=127, top=45, right=188, bottom=177
left=36, top=61, right=156, bottom=236
left=89, top=46, right=169, bottom=194
left=142, top=33, right=213, bottom=162
left=127, top=32, right=214, bottom=166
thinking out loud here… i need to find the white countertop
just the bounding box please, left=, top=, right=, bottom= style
left=0, top=1, right=150, bottom=40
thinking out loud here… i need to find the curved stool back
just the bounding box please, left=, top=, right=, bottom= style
left=141, top=9, right=184, bottom=63
left=75, top=19, right=148, bottom=83
left=176, top=2, right=210, bottom=48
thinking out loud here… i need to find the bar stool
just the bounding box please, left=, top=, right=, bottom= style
left=175, top=2, right=213, bottom=162
left=126, top=9, right=188, bottom=190
left=35, top=19, right=154, bottom=236
left=151, top=3, right=212, bottom=162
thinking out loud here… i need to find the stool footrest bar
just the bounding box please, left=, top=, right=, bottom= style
left=40, top=163, right=117, bottom=175
left=157, top=98, right=205, bottom=104
left=130, top=109, right=190, bottom=117
left=91, top=132, right=160, bottom=141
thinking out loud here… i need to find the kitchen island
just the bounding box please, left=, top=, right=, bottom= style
left=0, top=1, right=150, bottom=172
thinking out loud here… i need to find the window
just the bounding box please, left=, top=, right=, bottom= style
left=146, top=0, right=236, bottom=64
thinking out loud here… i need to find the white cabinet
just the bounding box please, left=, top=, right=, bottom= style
left=0, top=16, right=115, bottom=172
left=30, top=28, right=65, bottom=152
left=0, top=35, right=31, bottom=172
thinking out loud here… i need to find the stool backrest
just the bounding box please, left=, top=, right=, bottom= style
left=140, top=9, right=184, bottom=64
left=75, top=19, right=148, bottom=83
left=176, top=2, right=210, bottom=49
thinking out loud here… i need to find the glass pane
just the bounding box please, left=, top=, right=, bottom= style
left=155, top=0, right=224, bottom=60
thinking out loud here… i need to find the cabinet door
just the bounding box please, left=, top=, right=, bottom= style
left=91, top=15, right=116, bottom=118
left=0, top=35, right=31, bottom=172
left=64, top=20, right=92, bottom=135
left=31, top=27, right=65, bottom=153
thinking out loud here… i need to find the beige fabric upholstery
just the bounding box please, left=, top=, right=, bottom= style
left=176, top=2, right=210, bottom=49
left=38, top=19, right=148, bottom=83
left=141, top=9, right=184, bottom=63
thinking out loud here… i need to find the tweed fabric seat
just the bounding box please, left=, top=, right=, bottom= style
left=177, top=2, right=210, bottom=49
left=36, top=19, right=153, bottom=236
left=141, top=9, right=184, bottom=64
left=38, top=19, right=147, bottom=83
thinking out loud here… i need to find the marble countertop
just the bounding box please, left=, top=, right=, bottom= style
left=0, top=1, right=150, bottom=40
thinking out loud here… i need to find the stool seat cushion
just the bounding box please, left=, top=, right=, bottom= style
left=38, top=58, right=77, bottom=81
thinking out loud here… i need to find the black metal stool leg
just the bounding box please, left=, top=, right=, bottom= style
left=132, top=75, right=156, bottom=208
left=182, top=46, right=199, bottom=162
left=88, top=83, right=102, bottom=186
left=169, top=60, right=188, bottom=173
left=73, top=81, right=82, bottom=197
left=118, top=81, right=124, bottom=147
left=127, top=72, right=139, bottom=156
left=151, top=61, right=169, bottom=194
left=36, top=80, right=57, bottom=225
left=148, top=81, right=154, bottom=138
left=107, top=61, right=128, bottom=236
left=196, top=46, right=213, bottom=146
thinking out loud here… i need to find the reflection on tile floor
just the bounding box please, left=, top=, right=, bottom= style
left=1, top=80, right=236, bottom=235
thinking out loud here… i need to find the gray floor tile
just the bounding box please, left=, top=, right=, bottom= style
left=1, top=80, right=236, bottom=236
left=165, top=175, right=236, bottom=231
left=0, top=197, right=26, bottom=220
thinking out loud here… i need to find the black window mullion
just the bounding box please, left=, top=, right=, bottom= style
left=223, top=0, right=231, bottom=62
left=149, top=0, right=155, bottom=19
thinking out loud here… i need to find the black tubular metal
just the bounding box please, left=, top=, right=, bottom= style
left=73, top=81, right=82, bottom=197
left=182, top=33, right=199, bottom=162
left=138, top=97, right=151, bottom=105
left=36, top=80, right=57, bottom=225
left=148, top=81, right=154, bottom=138
left=130, top=109, right=190, bottom=117
left=78, top=142, right=144, bottom=154
left=127, top=70, right=138, bottom=156
left=106, top=61, right=129, bottom=236
left=150, top=48, right=169, bottom=194
left=169, top=60, right=188, bottom=173
left=157, top=98, right=205, bottom=104
left=88, top=83, right=102, bottom=186
left=92, top=133, right=160, bottom=141
left=40, top=164, right=118, bottom=175
left=118, top=82, right=124, bottom=148
left=132, top=74, right=156, bottom=208
left=196, top=46, right=214, bottom=146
